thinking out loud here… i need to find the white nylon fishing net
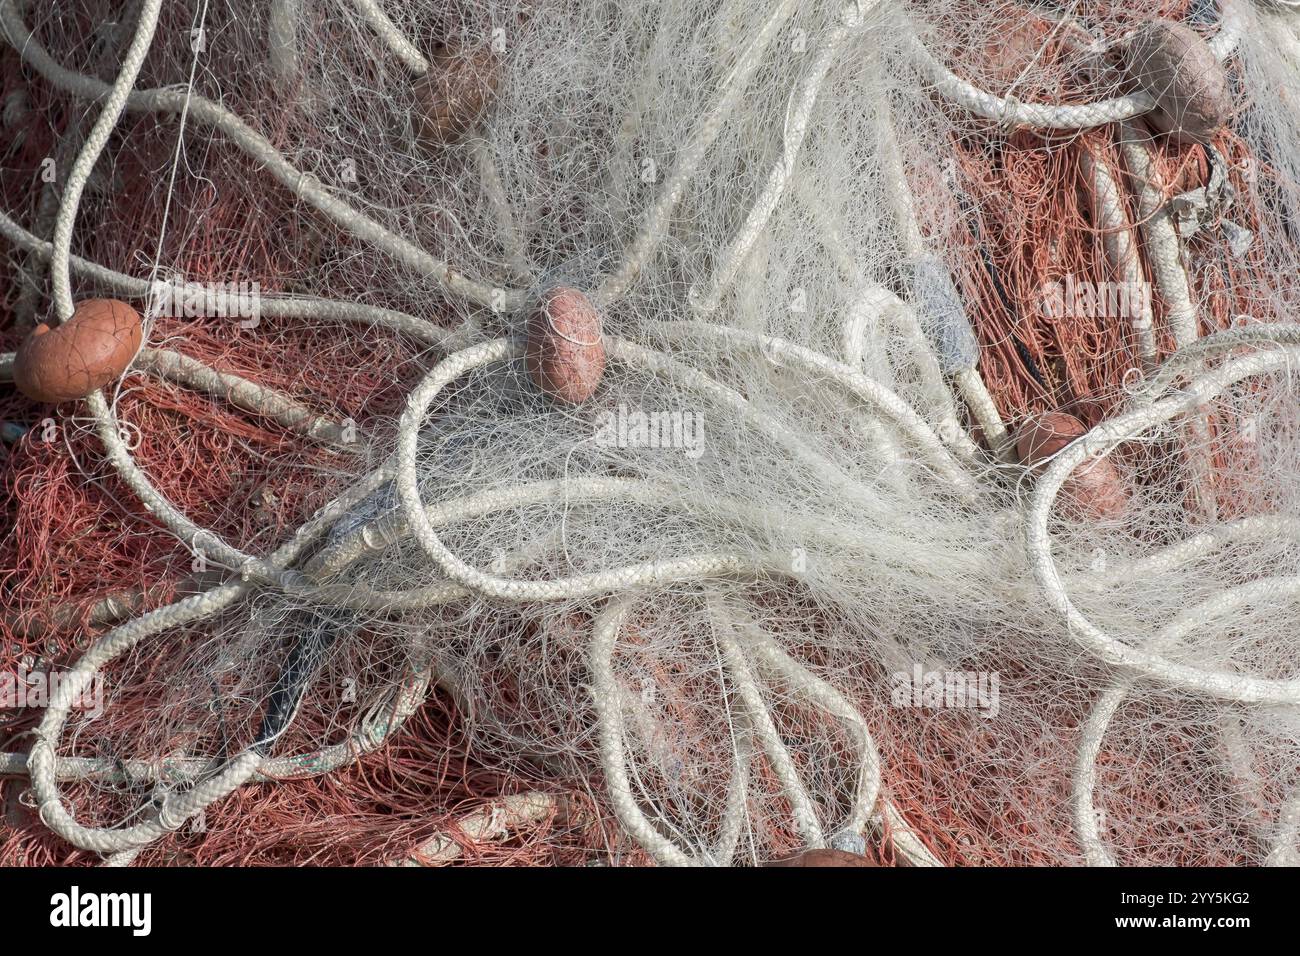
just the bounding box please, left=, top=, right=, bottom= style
left=2, top=0, right=1299, bottom=866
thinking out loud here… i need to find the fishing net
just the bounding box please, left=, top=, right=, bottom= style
left=1, top=0, right=1299, bottom=866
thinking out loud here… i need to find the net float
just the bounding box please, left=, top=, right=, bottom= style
left=12, top=298, right=143, bottom=403
left=526, top=286, right=606, bottom=404
left=766, top=849, right=878, bottom=867
left=412, top=42, right=500, bottom=146
left=1124, top=21, right=1231, bottom=146
left=1016, top=411, right=1130, bottom=521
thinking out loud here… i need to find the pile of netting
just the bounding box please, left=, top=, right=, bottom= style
left=2, top=0, right=1299, bottom=866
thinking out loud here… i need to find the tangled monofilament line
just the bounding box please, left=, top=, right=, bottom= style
left=1, top=0, right=1299, bottom=866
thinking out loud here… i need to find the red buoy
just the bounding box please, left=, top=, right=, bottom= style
left=1125, top=22, right=1231, bottom=146
left=526, top=287, right=606, bottom=405
left=412, top=43, right=501, bottom=146
left=13, top=298, right=143, bottom=403
left=1016, top=412, right=1129, bottom=521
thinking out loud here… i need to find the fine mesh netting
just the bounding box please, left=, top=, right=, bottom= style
left=1, top=0, right=1299, bottom=866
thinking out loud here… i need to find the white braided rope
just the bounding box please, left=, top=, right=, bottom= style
left=741, top=629, right=941, bottom=866
left=0, top=0, right=521, bottom=311
left=714, top=616, right=825, bottom=849
left=653, top=321, right=978, bottom=492
left=136, top=348, right=351, bottom=444
left=1118, top=125, right=1199, bottom=348
left=27, top=583, right=253, bottom=854
left=592, top=0, right=801, bottom=305
left=868, top=43, right=1010, bottom=459
left=1117, top=122, right=1219, bottom=521
left=590, top=596, right=938, bottom=866
left=1028, top=336, right=1300, bottom=704
left=1080, top=140, right=1157, bottom=367
left=393, top=335, right=976, bottom=605
left=1073, top=576, right=1300, bottom=866
left=46, top=0, right=162, bottom=323
left=391, top=346, right=777, bottom=600
left=0, top=206, right=452, bottom=347
left=688, top=0, right=875, bottom=313
left=22, top=460, right=402, bottom=854
left=906, top=0, right=1241, bottom=131
left=348, top=0, right=429, bottom=74
left=589, top=598, right=699, bottom=866
left=840, top=285, right=979, bottom=463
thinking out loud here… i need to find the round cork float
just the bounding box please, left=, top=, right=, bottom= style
left=12, top=298, right=143, bottom=403
left=1125, top=21, right=1231, bottom=146
left=526, top=287, right=606, bottom=405
left=412, top=42, right=501, bottom=146
left=1016, top=411, right=1130, bottom=521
